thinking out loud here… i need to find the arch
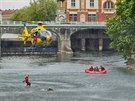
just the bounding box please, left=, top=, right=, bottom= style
left=103, top=1, right=114, bottom=9
left=47, top=29, right=60, bottom=39
left=70, top=29, right=110, bottom=52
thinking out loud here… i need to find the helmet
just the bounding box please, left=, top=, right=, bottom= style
left=100, top=65, right=104, bottom=68
left=38, top=21, right=43, bottom=24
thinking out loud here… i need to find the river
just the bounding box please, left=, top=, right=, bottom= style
left=0, top=51, right=135, bottom=101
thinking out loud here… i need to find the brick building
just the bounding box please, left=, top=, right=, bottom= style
left=1, top=9, right=17, bottom=22
left=57, top=0, right=116, bottom=22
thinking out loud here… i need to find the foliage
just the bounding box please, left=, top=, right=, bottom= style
left=106, top=0, right=135, bottom=60
left=10, top=0, right=57, bottom=21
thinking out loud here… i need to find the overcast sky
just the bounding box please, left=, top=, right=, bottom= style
left=0, top=0, right=31, bottom=10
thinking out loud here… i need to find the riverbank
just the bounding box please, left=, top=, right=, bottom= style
left=127, top=59, right=135, bottom=70
left=127, top=54, right=135, bottom=70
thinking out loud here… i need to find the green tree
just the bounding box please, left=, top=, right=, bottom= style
left=106, top=0, right=135, bottom=59
left=11, top=0, right=57, bottom=21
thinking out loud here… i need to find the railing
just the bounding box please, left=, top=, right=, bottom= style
left=103, top=9, right=115, bottom=14
left=1, top=20, right=106, bottom=25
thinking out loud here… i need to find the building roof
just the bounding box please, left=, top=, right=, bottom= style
left=2, top=9, right=17, bottom=15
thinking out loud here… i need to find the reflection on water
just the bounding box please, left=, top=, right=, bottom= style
left=0, top=51, right=135, bottom=101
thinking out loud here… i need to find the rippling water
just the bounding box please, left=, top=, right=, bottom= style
left=0, top=51, right=135, bottom=101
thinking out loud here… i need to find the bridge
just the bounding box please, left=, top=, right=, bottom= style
left=0, top=21, right=108, bottom=54
left=0, top=21, right=106, bottom=29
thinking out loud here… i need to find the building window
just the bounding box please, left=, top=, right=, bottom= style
left=69, top=14, right=77, bottom=21
left=71, top=0, right=76, bottom=7
left=88, top=14, right=96, bottom=22
left=103, top=1, right=114, bottom=9
left=90, top=0, right=94, bottom=7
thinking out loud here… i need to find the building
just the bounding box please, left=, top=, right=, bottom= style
left=1, top=9, right=17, bottom=22
left=57, top=0, right=116, bottom=22
left=0, top=10, right=2, bottom=24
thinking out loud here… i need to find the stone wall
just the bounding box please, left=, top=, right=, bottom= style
left=127, top=54, right=135, bottom=70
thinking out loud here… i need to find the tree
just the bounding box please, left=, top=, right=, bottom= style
left=11, top=0, right=57, bottom=21
left=106, top=0, right=135, bottom=60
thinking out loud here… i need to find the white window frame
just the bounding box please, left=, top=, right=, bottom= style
left=90, top=0, right=94, bottom=8
left=88, top=14, right=96, bottom=22
left=71, top=0, right=76, bottom=7
left=69, top=14, right=77, bottom=22
left=104, top=1, right=114, bottom=9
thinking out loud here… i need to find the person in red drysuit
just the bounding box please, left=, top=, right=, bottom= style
left=25, top=75, right=29, bottom=83
left=23, top=74, right=31, bottom=87
left=33, top=33, right=38, bottom=44
left=94, top=66, right=99, bottom=72
left=100, top=66, right=105, bottom=71
left=89, top=66, right=94, bottom=71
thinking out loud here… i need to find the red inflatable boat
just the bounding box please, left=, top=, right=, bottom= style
left=85, top=68, right=107, bottom=74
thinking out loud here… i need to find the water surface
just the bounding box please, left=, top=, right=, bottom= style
left=0, top=52, right=135, bottom=101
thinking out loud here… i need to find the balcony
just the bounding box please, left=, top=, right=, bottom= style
left=103, top=8, right=115, bottom=14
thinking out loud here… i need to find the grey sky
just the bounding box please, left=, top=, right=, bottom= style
left=0, top=0, right=31, bottom=10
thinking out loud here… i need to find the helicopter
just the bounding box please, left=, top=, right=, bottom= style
left=18, top=21, right=52, bottom=49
